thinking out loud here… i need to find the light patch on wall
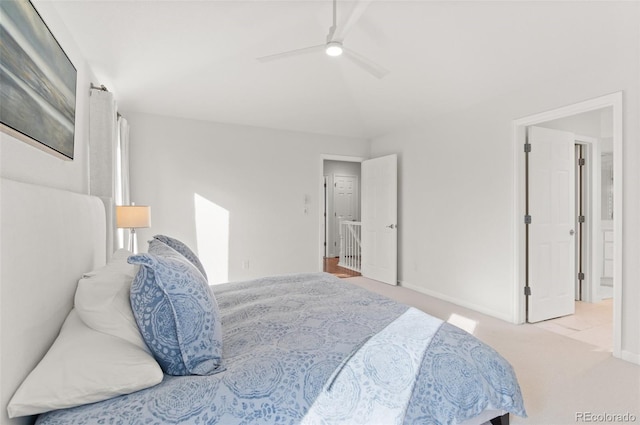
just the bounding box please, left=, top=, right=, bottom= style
left=447, top=313, right=478, bottom=335
left=194, top=193, right=229, bottom=284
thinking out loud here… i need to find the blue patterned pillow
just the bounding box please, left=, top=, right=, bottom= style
left=153, top=234, right=207, bottom=280
left=128, top=249, right=223, bottom=376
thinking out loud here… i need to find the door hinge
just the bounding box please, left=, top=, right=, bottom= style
left=578, top=158, right=586, bottom=166
left=524, top=286, right=531, bottom=296
left=578, top=215, right=586, bottom=223
left=524, top=215, right=532, bottom=224
left=578, top=272, right=585, bottom=280
left=524, top=143, right=532, bottom=153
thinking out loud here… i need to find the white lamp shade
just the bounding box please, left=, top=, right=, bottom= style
left=116, top=206, right=151, bottom=228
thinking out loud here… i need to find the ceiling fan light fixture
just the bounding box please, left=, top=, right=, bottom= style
left=325, top=41, right=343, bottom=57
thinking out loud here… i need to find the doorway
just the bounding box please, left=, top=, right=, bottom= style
left=329, top=172, right=360, bottom=258
left=321, top=157, right=363, bottom=278
left=513, top=92, right=623, bottom=358
left=318, top=154, right=399, bottom=285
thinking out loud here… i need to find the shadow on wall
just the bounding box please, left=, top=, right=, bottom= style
left=194, top=193, right=229, bottom=284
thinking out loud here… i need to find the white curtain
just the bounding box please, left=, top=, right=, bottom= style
left=118, top=117, right=131, bottom=206
left=89, top=88, right=131, bottom=255
left=116, top=116, right=131, bottom=250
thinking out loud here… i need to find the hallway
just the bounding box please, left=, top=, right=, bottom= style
left=533, top=299, right=613, bottom=352
left=323, top=257, right=361, bottom=279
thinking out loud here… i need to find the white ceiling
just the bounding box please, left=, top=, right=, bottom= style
left=44, top=1, right=629, bottom=139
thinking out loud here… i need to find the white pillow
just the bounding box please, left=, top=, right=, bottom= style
left=74, top=249, right=148, bottom=352
left=7, top=309, right=163, bottom=418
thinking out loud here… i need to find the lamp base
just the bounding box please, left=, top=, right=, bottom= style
left=128, top=228, right=138, bottom=253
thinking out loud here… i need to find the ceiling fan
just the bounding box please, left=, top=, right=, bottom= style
left=257, top=0, right=389, bottom=79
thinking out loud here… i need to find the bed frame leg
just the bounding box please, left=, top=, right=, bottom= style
left=490, top=413, right=509, bottom=425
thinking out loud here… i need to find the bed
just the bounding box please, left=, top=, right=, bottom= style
left=1, top=178, right=525, bottom=425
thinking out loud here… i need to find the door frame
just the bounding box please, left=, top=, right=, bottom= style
left=573, top=135, right=599, bottom=304
left=323, top=175, right=329, bottom=258
left=512, top=92, right=623, bottom=358
left=318, top=155, right=364, bottom=271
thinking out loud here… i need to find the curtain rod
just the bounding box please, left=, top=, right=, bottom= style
left=89, top=82, right=123, bottom=119
left=90, top=83, right=109, bottom=92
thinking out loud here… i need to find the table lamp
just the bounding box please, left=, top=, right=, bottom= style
left=116, top=204, right=151, bottom=252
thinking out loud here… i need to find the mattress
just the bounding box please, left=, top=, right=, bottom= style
left=36, top=272, right=525, bottom=424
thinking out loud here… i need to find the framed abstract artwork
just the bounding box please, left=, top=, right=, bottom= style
left=0, top=0, right=77, bottom=160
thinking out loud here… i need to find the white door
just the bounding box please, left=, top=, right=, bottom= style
left=528, top=126, right=576, bottom=323
left=361, top=154, right=397, bottom=285
left=332, top=175, right=358, bottom=257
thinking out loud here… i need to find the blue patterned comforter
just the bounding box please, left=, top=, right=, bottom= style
left=36, top=273, right=525, bottom=425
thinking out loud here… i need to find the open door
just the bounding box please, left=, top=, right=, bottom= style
left=527, top=126, right=576, bottom=322
left=361, top=154, right=397, bottom=285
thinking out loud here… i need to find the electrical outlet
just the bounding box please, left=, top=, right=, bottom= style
left=242, top=260, right=250, bottom=270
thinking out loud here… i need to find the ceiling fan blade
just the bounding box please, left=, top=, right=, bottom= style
left=343, top=47, right=389, bottom=79
left=332, top=0, right=373, bottom=41
left=257, top=44, right=325, bottom=62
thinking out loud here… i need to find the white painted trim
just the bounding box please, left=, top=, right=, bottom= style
left=621, top=350, right=640, bottom=366
left=400, top=281, right=514, bottom=323
left=322, top=154, right=365, bottom=162
left=612, top=94, right=623, bottom=360
left=511, top=124, right=527, bottom=325
left=512, top=92, right=623, bottom=360
left=318, top=154, right=365, bottom=271
left=574, top=135, right=599, bottom=305
left=324, top=176, right=329, bottom=258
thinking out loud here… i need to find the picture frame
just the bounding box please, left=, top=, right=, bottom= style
left=0, top=0, right=77, bottom=160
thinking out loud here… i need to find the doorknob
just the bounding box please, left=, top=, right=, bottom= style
left=387, top=224, right=396, bottom=229
left=569, top=229, right=575, bottom=236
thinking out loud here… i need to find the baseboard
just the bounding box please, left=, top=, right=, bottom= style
left=400, top=280, right=514, bottom=323
left=620, top=350, right=640, bottom=365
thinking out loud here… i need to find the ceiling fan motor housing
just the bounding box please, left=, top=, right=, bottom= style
left=326, top=40, right=344, bottom=56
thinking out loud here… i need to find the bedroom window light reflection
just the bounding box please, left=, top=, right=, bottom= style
left=447, top=314, right=478, bottom=335
left=194, top=194, right=229, bottom=284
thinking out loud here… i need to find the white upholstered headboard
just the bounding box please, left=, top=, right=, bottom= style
left=0, top=178, right=107, bottom=425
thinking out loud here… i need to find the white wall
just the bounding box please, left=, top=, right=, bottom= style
left=324, top=160, right=362, bottom=181
left=0, top=2, right=96, bottom=193
left=538, top=108, right=615, bottom=153
left=127, top=112, right=369, bottom=282
left=370, top=2, right=639, bottom=358
left=537, top=109, right=605, bottom=140
left=0, top=4, right=98, bottom=424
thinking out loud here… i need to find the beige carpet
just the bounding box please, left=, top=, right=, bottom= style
left=344, top=276, right=640, bottom=425
left=533, top=299, right=613, bottom=351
